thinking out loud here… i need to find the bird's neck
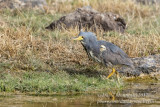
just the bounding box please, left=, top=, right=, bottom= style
left=90, top=40, right=98, bottom=49
left=85, top=40, right=99, bottom=51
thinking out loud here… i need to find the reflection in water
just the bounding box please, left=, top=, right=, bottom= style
left=0, top=79, right=160, bottom=107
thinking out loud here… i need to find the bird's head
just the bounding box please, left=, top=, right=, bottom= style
left=73, top=31, right=97, bottom=45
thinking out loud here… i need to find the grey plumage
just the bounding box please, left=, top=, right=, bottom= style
left=99, top=40, right=134, bottom=68
left=75, top=31, right=134, bottom=69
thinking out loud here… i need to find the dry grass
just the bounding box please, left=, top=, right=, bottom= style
left=0, top=19, right=90, bottom=72
left=46, top=0, right=159, bottom=18
left=0, top=0, right=160, bottom=73
left=99, top=30, right=160, bottom=58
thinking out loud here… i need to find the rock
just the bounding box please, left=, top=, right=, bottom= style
left=135, top=0, right=160, bottom=5
left=45, top=6, right=126, bottom=33
left=0, top=0, right=47, bottom=9
left=119, top=54, right=160, bottom=77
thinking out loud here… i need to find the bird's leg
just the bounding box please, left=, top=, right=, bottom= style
left=108, top=92, right=115, bottom=101
left=115, top=70, right=120, bottom=84
left=107, top=68, right=116, bottom=79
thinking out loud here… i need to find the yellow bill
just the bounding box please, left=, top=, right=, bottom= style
left=73, top=36, right=83, bottom=41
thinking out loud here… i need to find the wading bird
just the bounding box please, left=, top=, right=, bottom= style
left=73, top=31, right=135, bottom=79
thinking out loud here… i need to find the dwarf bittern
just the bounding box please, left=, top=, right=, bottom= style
left=73, top=31, right=135, bottom=79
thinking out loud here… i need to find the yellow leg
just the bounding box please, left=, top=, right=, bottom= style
left=108, top=92, right=115, bottom=101
left=115, top=71, right=120, bottom=84
left=107, top=68, right=116, bottom=79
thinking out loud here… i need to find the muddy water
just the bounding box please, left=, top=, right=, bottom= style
left=0, top=77, right=160, bottom=107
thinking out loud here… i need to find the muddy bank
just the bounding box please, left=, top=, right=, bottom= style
left=0, top=76, right=159, bottom=107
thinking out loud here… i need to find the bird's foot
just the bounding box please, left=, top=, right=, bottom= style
left=115, top=71, right=120, bottom=84
left=107, top=68, right=116, bottom=79
left=108, top=92, right=115, bottom=101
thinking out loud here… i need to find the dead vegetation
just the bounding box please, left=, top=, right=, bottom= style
left=46, top=0, right=159, bottom=18
left=0, top=0, right=160, bottom=73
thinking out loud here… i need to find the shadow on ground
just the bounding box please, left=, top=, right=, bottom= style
left=62, top=67, right=109, bottom=78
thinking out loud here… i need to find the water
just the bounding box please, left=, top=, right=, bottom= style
left=0, top=77, right=160, bottom=107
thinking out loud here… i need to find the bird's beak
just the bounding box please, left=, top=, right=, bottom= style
left=73, top=36, right=83, bottom=41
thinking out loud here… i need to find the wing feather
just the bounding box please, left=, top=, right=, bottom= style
left=98, top=40, right=133, bottom=67
left=98, top=40, right=128, bottom=58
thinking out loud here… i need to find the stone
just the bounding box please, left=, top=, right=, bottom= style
left=119, top=54, right=160, bottom=77
left=45, top=6, right=126, bottom=33
left=0, top=0, right=47, bottom=9
left=135, top=0, right=160, bottom=5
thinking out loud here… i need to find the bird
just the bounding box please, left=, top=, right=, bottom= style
left=73, top=31, right=135, bottom=79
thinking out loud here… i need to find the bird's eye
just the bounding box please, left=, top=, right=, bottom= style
left=81, top=36, right=84, bottom=40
